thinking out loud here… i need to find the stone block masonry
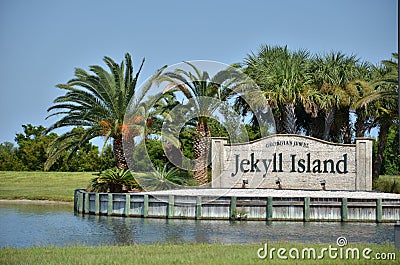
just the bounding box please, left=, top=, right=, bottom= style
left=211, top=135, right=373, bottom=191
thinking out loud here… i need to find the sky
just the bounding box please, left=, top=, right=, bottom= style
left=0, top=0, right=398, bottom=146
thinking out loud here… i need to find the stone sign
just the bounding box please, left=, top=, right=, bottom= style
left=211, top=135, right=373, bottom=190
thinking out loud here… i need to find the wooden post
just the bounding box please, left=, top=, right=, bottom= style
left=304, top=197, right=310, bottom=222
left=78, top=191, right=84, bottom=213
left=95, top=193, right=100, bottom=215
left=196, top=196, right=202, bottom=219
left=143, top=194, right=149, bottom=217
left=74, top=189, right=80, bottom=213
left=125, top=194, right=131, bottom=217
left=84, top=192, right=89, bottom=213
left=107, top=194, right=113, bottom=215
left=230, top=196, right=237, bottom=219
left=376, top=198, right=382, bottom=223
left=267, top=197, right=273, bottom=220
left=341, top=198, right=348, bottom=222
left=168, top=195, right=175, bottom=218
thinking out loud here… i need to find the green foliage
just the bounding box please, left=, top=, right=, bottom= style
left=138, top=164, right=186, bottom=190
left=15, top=124, right=58, bottom=171
left=373, top=175, right=400, bottom=194
left=1, top=51, right=398, bottom=187
left=381, top=124, right=399, bottom=175
left=145, top=139, right=169, bottom=169
left=156, top=164, right=185, bottom=184
left=0, top=142, right=25, bottom=171
left=87, top=168, right=139, bottom=193
left=0, top=124, right=116, bottom=172
left=45, top=53, right=153, bottom=170
left=55, top=140, right=115, bottom=172
left=179, top=125, right=195, bottom=160
left=230, top=207, right=248, bottom=221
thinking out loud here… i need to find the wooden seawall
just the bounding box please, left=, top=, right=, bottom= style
left=74, top=189, right=400, bottom=222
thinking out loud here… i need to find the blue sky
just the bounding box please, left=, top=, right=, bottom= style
left=0, top=0, right=397, bottom=145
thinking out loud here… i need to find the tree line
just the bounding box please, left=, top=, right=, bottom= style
left=0, top=124, right=115, bottom=171
left=0, top=46, right=398, bottom=183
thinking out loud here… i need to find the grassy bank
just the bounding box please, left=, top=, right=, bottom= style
left=0, top=171, right=93, bottom=202
left=0, top=172, right=399, bottom=202
left=0, top=243, right=398, bottom=265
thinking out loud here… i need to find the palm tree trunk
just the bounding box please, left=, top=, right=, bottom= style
left=283, top=102, right=297, bottom=134
left=323, top=107, right=335, bottom=141
left=373, top=120, right=391, bottom=180
left=113, top=137, right=128, bottom=170
left=355, top=109, right=367, bottom=138
left=193, top=122, right=210, bottom=185
left=311, top=114, right=324, bottom=139
left=274, top=112, right=284, bottom=134
left=341, top=107, right=352, bottom=144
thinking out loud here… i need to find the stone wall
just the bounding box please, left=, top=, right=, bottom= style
left=211, top=135, right=373, bottom=191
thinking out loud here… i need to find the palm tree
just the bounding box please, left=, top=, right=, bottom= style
left=243, top=45, right=317, bottom=134
left=45, top=53, right=154, bottom=171
left=158, top=62, right=236, bottom=185
left=349, top=62, right=374, bottom=138
left=356, top=53, right=398, bottom=179
left=309, top=52, right=359, bottom=142
left=242, top=45, right=288, bottom=133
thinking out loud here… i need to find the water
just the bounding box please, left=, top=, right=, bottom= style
left=0, top=203, right=395, bottom=248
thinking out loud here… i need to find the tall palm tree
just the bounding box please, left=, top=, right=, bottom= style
left=350, top=62, right=374, bottom=138
left=381, top=53, right=399, bottom=147
left=158, top=62, right=236, bottom=185
left=45, top=53, right=152, bottom=171
left=356, top=53, right=398, bottom=179
left=243, top=45, right=317, bottom=134
left=242, top=45, right=288, bottom=133
left=309, top=52, right=359, bottom=142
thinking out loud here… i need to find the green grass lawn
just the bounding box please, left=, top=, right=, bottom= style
left=0, top=243, right=398, bottom=265
left=0, top=171, right=94, bottom=202
left=0, top=172, right=399, bottom=202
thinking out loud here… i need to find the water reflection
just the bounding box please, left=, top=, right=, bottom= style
left=0, top=203, right=395, bottom=248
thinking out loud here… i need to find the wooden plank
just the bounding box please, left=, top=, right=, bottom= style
left=272, top=201, right=304, bottom=206
left=310, top=202, right=342, bottom=207
left=347, top=202, right=377, bottom=207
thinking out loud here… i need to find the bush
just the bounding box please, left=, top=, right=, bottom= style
left=87, top=168, right=140, bottom=193
left=373, top=176, right=400, bottom=194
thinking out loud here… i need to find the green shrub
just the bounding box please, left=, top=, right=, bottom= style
left=87, top=168, right=140, bottom=193
left=373, top=176, right=400, bottom=194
